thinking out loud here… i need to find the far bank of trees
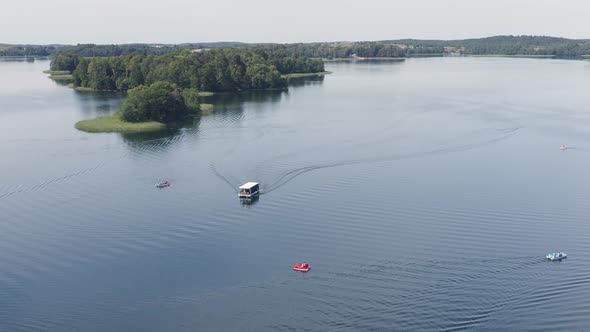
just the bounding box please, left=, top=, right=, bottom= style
left=155, top=36, right=581, bottom=60
left=447, top=36, right=590, bottom=57
left=273, top=43, right=444, bottom=58
left=0, top=45, right=56, bottom=57
left=271, top=36, right=590, bottom=59
left=55, top=42, right=256, bottom=57
left=5, top=35, right=590, bottom=60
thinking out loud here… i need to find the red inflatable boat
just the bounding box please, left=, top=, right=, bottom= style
left=293, top=263, right=311, bottom=272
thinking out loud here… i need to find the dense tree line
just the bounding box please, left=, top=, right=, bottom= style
left=0, top=45, right=56, bottom=56
left=54, top=48, right=324, bottom=92
left=57, top=44, right=180, bottom=57
left=54, top=42, right=263, bottom=57
left=269, top=43, right=444, bottom=59
left=268, top=36, right=590, bottom=59
left=1, top=42, right=257, bottom=59
left=381, top=36, right=590, bottom=57
left=438, top=36, right=590, bottom=57
left=4, top=36, right=590, bottom=60
left=267, top=35, right=590, bottom=61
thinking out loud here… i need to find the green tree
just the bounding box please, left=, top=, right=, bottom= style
left=181, top=88, right=200, bottom=111
left=50, top=54, right=80, bottom=72
left=72, top=58, right=89, bottom=86
left=120, top=82, right=189, bottom=123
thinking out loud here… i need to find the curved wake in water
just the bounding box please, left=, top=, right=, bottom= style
left=211, top=127, right=520, bottom=195
left=263, top=129, right=516, bottom=194
left=209, top=162, right=242, bottom=194
left=0, top=162, right=110, bottom=199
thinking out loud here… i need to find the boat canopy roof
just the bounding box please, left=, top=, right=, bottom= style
left=239, top=182, right=259, bottom=189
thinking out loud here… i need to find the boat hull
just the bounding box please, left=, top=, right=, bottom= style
left=238, top=190, right=259, bottom=198
left=546, top=254, right=567, bottom=261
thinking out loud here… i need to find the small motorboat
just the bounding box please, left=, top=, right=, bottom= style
left=546, top=252, right=567, bottom=261
left=155, top=180, right=170, bottom=188
left=560, top=145, right=568, bottom=151
left=293, top=263, right=311, bottom=272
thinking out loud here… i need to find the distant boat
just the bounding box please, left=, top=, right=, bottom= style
left=155, top=180, right=170, bottom=188
left=293, top=263, right=311, bottom=272
left=560, top=145, right=568, bottom=150
left=546, top=252, right=567, bottom=261
left=351, top=53, right=368, bottom=60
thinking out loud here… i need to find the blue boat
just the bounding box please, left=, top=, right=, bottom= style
left=546, top=252, right=567, bottom=261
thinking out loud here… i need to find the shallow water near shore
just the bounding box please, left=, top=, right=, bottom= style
left=1, top=57, right=590, bottom=331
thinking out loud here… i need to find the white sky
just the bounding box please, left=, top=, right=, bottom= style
left=2, top=0, right=589, bottom=44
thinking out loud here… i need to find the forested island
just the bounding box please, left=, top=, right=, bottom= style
left=74, top=82, right=201, bottom=133
left=53, top=48, right=325, bottom=132
left=51, top=48, right=324, bottom=92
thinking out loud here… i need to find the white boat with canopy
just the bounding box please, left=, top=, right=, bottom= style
left=239, top=182, right=260, bottom=198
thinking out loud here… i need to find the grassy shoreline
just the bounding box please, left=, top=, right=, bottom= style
left=43, top=70, right=71, bottom=75
left=75, top=113, right=165, bottom=133
left=66, top=83, right=97, bottom=92
left=44, top=70, right=74, bottom=81
left=282, top=71, right=332, bottom=79
left=75, top=104, right=215, bottom=133
left=75, top=86, right=97, bottom=92
left=49, top=74, right=73, bottom=81
left=200, top=103, right=214, bottom=115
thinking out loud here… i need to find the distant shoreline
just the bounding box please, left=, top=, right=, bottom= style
left=323, top=57, right=405, bottom=62
left=465, top=54, right=556, bottom=58
left=320, top=54, right=569, bottom=61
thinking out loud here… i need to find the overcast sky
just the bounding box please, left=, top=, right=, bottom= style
left=2, top=0, right=589, bottom=44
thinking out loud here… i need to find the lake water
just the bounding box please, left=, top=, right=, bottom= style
left=1, top=57, right=590, bottom=331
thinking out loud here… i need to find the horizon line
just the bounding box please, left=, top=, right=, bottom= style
left=2, top=34, right=590, bottom=47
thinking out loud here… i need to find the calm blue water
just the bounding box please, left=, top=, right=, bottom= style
left=1, top=57, right=590, bottom=331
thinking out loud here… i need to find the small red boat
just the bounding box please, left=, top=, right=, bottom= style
left=293, top=263, right=311, bottom=272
